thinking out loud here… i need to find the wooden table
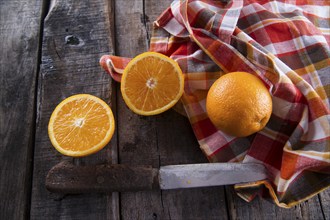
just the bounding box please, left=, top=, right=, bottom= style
left=1, top=0, right=329, bottom=219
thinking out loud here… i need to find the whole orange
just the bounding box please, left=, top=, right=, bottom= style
left=206, top=72, right=272, bottom=137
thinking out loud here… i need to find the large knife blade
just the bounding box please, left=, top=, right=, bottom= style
left=159, top=163, right=266, bottom=189
left=46, top=161, right=267, bottom=193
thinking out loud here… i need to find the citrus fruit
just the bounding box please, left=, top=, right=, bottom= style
left=120, top=52, right=184, bottom=116
left=206, top=72, right=272, bottom=137
left=48, top=94, right=115, bottom=157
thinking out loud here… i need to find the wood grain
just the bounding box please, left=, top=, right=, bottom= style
left=115, top=0, right=228, bottom=219
left=319, top=189, right=330, bottom=220
left=1, top=0, right=328, bottom=219
left=0, top=0, right=44, bottom=219
left=225, top=186, right=329, bottom=219
left=29, top=0, right=118, bottom=219
left=114, top=1, right=329, bottom=219
left=114, top=1, right=163, bottom=219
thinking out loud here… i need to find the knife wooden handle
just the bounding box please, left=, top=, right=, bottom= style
left=46, top=161, right=159, bottom=193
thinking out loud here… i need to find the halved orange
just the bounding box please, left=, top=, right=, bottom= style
left=48, top=94, right=115, bottom=157
left=120, top=52, right=184, bottom=116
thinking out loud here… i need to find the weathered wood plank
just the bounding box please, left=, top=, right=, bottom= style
left=30, top=0, right=118, bottom=219
left=0, top=0, right=44, bottom=219
left=115, top=0, right=228, bottom=219
left=115, top=1, right=328, bottom=219
left=319, top=189, right=330, bottom=220
left=225, top=185, right=328, bottom=219
left=114, top=1, right=163, bottom=219
left=298, top=192, right=328, bottom=220
left=156, top=111, right=229, bottom=219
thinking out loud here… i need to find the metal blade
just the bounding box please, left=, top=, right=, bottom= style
left=159, top=163, right=266, bottom=189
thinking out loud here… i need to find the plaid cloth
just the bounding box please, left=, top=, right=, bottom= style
left=100, top=0, right=330, bottom=208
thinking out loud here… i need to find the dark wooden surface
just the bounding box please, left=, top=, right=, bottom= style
left=1, top=0, right=329, bottom=219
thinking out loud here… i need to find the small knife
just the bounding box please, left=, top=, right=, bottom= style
left=46, top=161, right=267, bottom=193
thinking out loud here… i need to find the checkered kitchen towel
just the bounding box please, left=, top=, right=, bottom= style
left=100, top=0, right=330, bottom=208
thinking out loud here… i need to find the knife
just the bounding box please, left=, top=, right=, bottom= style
left=46, top=161, right=267, bottom=193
